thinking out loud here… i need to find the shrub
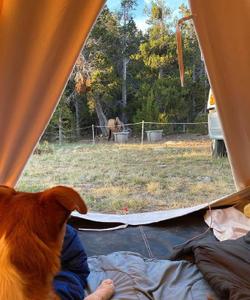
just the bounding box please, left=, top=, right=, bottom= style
left=34, top=141, right=54, bottom=155
left=188, top=113, right=208, bottom=135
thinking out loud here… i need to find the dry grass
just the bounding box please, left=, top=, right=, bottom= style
left=17, top=135, right=235, bottom=213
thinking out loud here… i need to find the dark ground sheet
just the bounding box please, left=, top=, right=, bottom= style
left=69, top=210, right=214, bottom=259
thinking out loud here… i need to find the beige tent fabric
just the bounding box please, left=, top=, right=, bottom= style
left=204, top=207, right=250, bottom=241
left=0, top=0, right=104, bottom=186
left=73, top=186, right=250, bottom=226
left=189, top=0, right=250, bottom=190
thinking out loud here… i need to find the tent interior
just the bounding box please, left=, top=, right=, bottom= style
left=71, top=210, right=211, bottom=258
left=1, top=0, right=250, bottom=299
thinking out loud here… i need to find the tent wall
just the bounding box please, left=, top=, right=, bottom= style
left=0, top=0, right=104, bottom=186
left=189, top=0, right=250, bottom=190
left=2, top=0, right=249, bottom=193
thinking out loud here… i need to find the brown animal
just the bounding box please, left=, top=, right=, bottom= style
left=107, top=117, right=125, bottom=141
left=0, top=185, right=87, bottom=300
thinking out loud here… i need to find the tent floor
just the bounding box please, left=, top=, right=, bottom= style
left=69, top=210, right=212, bottom=259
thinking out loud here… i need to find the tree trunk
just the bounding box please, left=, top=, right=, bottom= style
left=74, top=99, right=80, bottom=140
left=204, top=75, right=209, bottom=113
left=95, top=98, right=108, bottom=136
left=122, top=57, right=128, bottom=123
left=58, top=109, right=63, bottom=145
left=191, top=62, right=196, bottom=119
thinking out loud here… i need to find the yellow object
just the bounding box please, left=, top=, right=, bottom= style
left=209, top=91, right=215, bottom=106
left=243, top=204, right=250, bottom=218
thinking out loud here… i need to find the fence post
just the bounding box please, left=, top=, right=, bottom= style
left=141, top=120, right=144, bottom=145
left=183, top=124, right=186, bottom=133
left=92, top=124, right=95, bottom=145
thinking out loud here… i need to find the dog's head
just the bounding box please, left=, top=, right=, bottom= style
left=0, top=185, right=87, bottom=299
left=0, top=185, right=87, bottom=245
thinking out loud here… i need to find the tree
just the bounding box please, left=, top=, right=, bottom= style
left=118, top=0, right=137, bottom=122
left=134, top=0, right=174, bottom=79
left=71, top=54, right=91, bottom=139
left=133, top=85, right=159, bottom=123
left=83, top=7, right=121, bottom=134
left=178, top=4, right=209, bottom=118
left=44, top=95, right=72, bottom=144
left=132, top=1, right=208, bottom=124
left=43, top=1, right=209, bottom=141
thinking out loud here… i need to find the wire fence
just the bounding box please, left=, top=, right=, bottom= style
left=41, top=121, right=208, bottom=145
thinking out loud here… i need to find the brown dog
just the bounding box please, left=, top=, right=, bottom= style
left=0, top=185, right=87, bottom=300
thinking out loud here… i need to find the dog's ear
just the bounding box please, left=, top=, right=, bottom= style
left=0, top=185, right=16, bottom=198
left=40, top=186, right=87, bottom=214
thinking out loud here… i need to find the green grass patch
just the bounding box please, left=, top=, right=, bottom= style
left=18, top=136, right=235, bottom=213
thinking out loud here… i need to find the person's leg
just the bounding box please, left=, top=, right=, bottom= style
left=85, top=279, right=115, bottom=300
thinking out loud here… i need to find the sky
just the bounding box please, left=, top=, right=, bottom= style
left=106, top=0, right=189, bottom=31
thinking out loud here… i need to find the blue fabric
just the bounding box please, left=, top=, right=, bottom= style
left=53, top=225, right=90, bottom=300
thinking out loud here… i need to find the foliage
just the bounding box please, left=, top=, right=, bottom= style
left=134, top=87, right=160, bottom=123
left=188, top=113, right=208, bottom=135
left=43, top=1, right=209, bottom=141
left=84, top=7, right=121, bottom=108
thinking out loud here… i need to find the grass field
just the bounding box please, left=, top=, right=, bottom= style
left=17, top=135, right=235, bottom=214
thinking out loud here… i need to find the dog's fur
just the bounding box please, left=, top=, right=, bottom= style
left=0, top=185, right=87, bottom=300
